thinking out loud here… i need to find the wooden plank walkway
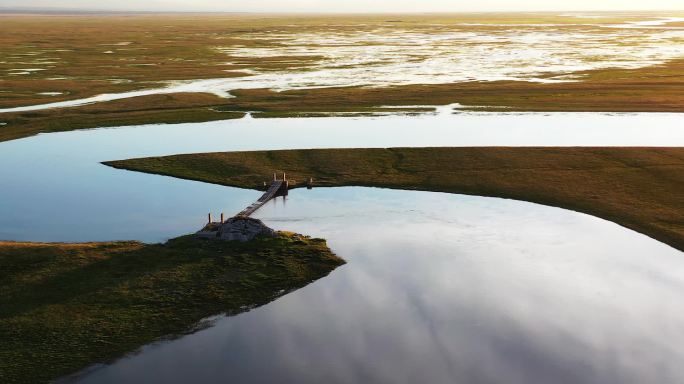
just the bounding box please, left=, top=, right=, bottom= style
left=236, top=179, right=285, bottom=217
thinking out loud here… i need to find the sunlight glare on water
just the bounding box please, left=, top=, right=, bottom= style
left=66, top=188, right=684, bottom=384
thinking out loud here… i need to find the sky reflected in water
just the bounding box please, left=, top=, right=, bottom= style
left=69, top=188, right=684, bottom=384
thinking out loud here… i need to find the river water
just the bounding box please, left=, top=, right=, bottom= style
left=2, top=112, right=683, bottom=243
left=1, top=112, right=683, bottom=383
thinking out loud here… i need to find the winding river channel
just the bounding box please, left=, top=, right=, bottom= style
left=2, top=111, right=684, bottom=383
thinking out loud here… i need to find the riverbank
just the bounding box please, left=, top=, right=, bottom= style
left=0, top=233, right=344, bottom=384
left=105, top=147, right=684, bottom=252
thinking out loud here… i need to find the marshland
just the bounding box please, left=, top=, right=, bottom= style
left=1, top=10, right=683, bottom=384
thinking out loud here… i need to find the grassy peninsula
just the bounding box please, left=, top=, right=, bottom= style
left=106, top=147, right=684, bottom=252
left=0, top=233, right=344, bottom=384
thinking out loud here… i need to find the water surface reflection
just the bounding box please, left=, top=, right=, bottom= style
left=71, top=188, right=684, bottom=384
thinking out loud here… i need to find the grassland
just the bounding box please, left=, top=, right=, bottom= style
left=0, top=14, right=253, bottom=107
left=1, top=13, right=683, bottom=142
left=0, top=12, right=653, bottom=108
left=106, top=147, right=684, bottom=253
left=227, top=60, right=684, bottom=115
left=0, top=232, right=344, bottom=384
left=0, top=93, right=243, bottom=142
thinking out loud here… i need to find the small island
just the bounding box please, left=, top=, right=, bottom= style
left=0, top=232, right=344, bottom=383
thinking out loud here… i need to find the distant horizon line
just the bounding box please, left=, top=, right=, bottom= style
left=0, top=7, right=682, bottom=15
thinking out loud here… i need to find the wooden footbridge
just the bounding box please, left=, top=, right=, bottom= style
left=199, top=173, right=296, bottom=241
left=236, top=173, right=289, bottom=217
left=207, top=173, right=315, bottom=225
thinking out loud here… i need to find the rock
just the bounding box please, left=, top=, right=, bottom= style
left=196, top=216, right=276, bottom=242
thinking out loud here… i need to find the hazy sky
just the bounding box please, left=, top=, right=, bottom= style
left=3, top=0, right=683, bottom=12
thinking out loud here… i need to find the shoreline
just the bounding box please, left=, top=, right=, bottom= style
left=105, top=147, right=684, bottom=253
left=1, top=13, right=682, bottom=143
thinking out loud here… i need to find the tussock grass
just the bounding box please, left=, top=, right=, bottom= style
left=0, top=233, right=344, bottom=384
left=1, top=14, right=683, bottom=142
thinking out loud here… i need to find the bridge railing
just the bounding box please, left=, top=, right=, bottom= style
left=237, top=179, right=286, bottom=217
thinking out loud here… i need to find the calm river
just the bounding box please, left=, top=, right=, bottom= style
left=1, top=112, right=683, bottom=383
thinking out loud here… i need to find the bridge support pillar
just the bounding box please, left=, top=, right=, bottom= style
left=276, top=180, right=289, bottom=197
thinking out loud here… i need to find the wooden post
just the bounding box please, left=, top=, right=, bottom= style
left=208, top=213, right=212, bottom=223
left=283, top=172, right=286, bottom=181
left=273, top=172, right=277, bottom=181
left=220, top=213, right=224, bottom=224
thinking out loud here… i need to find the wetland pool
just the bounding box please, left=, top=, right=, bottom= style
left=66, top=188, right=684, bottom=384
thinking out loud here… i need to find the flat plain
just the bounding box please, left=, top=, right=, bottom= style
left=0, top=233, right=343, bottom=384
left=1, top=12, right=683, bottom=141
left=2, top=11, right=684, bottom=384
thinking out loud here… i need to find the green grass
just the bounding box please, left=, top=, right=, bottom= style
left=105, top=147, right=684, bottom=253
left=0, top=233, right=344, bottom=384
left=0, top=93, right=244, bottom=142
